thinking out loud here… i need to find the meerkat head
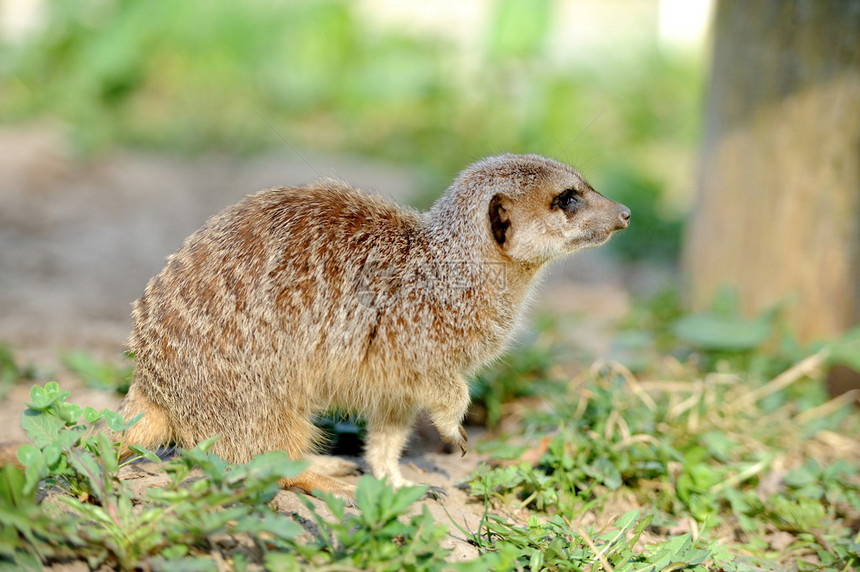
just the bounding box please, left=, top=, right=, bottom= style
left=480, top=154, right=630, bottom=266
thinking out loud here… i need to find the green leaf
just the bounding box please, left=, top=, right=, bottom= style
left=103, top=410, right=125, bottom=433
left=22, top=457, right=48, bottom=494
left=96, top=433, right=118, bottom=474
left=238, top=451, right=305, bottom=483
left=770, top=496, right=825, bottom=531
left=127, top=445, right=161, bottom=463
left=629, top=513, right=654, bottom=550
left=382, top=485, right=427, bottom=521
left=5, top=550, right=43, bottom=572
left=196, top=435, right=219, bottom=453
left=58, top=426, right=84, bottom=448
left=25, top=384, right=48, bottom=409
left=648, top=533, right=693, bottom=569
left=159, top=544, right=189, bottom=560
left=664, top=532, right=693, bottom=553
left=684, top=547, right=711, bottom=565
left=15, top=445, right=42, bottom=467
left=120, top=412, right=144, bottom=432
left=0, top=464, right=30, bottom=507
left=56, top=402, right=82, bottom=425
left=83, top=406, right=103, bottom=424
left=584, top=455, right=622, bottom=490
left=264, top=553, right=301, bottom=571
left=21, top=409, right=66, bottom=448
left=65, top=449, right=105, bottom=500
left=613, top=509, right=640, bottom=531
left=42, top=442, right=62, bottom=466
left=234, top=512, right=302, bottom=540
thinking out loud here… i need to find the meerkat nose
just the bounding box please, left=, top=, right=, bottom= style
left=617, top=206, right=631, bottom=229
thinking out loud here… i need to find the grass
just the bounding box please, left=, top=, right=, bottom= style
left=469, top=355, right=859, bottom=570
left=1, top=294, right=859, bottom=570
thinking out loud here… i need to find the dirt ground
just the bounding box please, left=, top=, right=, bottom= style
left=0, top=123, right=652, bottom=562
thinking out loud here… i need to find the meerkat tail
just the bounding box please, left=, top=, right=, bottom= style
left=115, top=383, right=174, bottom=461
left=278, top=472, right=357, bottom=500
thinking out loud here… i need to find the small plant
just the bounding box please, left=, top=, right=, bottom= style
left=461, top=506, right=713, bottom=571
left=64, top=438, right=306, bottom=570
left=16, top=381, right=141, bottom=497
left=7, top=381, right=309, bottom=569
left=0, top=463, right=79, bottom=568
left=266, top=476, right=462, bottom=571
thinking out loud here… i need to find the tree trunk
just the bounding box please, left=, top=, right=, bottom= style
left=683, top=0, right=860, bottom=341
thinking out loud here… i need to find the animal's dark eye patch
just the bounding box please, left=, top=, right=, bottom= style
left=551, top=188, right=581, bottom=211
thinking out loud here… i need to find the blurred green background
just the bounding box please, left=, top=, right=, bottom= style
left=0, top=0, right=708, bottom=262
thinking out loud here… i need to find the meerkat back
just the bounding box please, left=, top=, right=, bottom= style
left=122, top=179, right=420, bottom=464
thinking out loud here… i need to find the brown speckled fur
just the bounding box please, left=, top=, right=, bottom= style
left=118, top=153, right=630, bottom=497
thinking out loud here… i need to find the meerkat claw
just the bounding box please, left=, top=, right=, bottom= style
left=439, top=425, right=468, bottom=455
left=459, top=426, right=468, bottom=457
left=424, top=485, right=448, bottom=501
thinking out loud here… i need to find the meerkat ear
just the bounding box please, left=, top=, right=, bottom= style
left=489, top=194, right=512, bottom=246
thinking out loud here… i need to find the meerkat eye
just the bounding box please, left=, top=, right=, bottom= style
left=552, top=189, right=580, bottom=211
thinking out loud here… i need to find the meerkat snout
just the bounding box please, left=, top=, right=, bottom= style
left=118, top=152, right=629, bottom=501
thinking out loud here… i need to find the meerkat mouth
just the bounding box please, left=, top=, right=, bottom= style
left=589, top=233, right=614, bottom=247
left=568, top=229, right=616, bottom=250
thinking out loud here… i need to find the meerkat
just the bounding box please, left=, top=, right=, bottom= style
left=117, top=153, right=630, bottom=498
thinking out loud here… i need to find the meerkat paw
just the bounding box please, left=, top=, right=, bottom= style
left=383, top=474, right=446, bottom=502
left=440, top=426, right=468, bottom=456
left=332, top=490, right=358, bottom=508
left=386, top=474, right=416, bottom=489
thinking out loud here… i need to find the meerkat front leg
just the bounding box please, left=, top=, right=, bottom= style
left=365, top=413, right=415, bottom=488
